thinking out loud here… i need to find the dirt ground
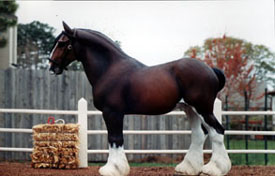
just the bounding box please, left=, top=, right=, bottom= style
left=1, top=162, right=275, bottom=176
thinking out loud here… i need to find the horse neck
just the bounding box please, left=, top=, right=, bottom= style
left=73, top=30, right=146, bottom=86
left=78, top=45, right=128, bottom=86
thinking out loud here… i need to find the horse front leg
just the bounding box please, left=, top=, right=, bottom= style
left=99, top=110, right=130, bottom=176
left=175, top=103, right=207, bottom=175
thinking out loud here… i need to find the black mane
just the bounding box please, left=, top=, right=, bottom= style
left=76, top=28, right=129, bottom=57
left=52, top=28, right=130, bottom=58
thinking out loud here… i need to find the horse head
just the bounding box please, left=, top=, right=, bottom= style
left=49, top=22, right=77, bottom=75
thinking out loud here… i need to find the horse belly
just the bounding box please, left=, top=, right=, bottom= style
left=129, top=76, right=181, bottom=115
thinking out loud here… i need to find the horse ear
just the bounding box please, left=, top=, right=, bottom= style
left=63, top=21, right=73, bottom=35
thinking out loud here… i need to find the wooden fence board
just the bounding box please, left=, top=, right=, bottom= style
left=0, top=70, right=5, bottom=160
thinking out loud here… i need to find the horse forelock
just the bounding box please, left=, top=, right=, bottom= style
left=50, top=33, right=64, bottom=53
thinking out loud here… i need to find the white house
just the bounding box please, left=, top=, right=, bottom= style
left=0, top=26, right=17, bottom=70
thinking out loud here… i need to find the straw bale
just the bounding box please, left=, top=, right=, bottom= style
left=59, top=156, right=79, bottom=165
left=32, top=124, right=62, bottom=133
left=31, top=153, right=59, bottom=164
left=31, top=147, right=79, bottom=164
left=31, top=147, right=59, bottom=163
left=32, top=124, right=79, bottom=133
left=62, top=124, right=79, bottom=133
left=33, top=141, right=63, bottom=148
left=33, top=133, right=79, bottom=141
left=33, top=141, right=79, bottom=148
left=31, top=163, right=59, bottom=169
left=32, top=162, right=79, bottom=169
left=31, top=123, right=80, bottom=169
left=59, top=148, right=79, bottom=156
left=58, top=163, right=79, bottom=169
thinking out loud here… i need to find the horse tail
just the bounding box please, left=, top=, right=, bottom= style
left=212, top=67, right=226, bottom=92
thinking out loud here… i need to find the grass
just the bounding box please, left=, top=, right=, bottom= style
left=227, top=139, right=275, bottom=165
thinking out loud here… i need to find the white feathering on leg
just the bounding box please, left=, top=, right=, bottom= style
left=99, top=144, right=130, bottom=176
left=199, top=116, right=231, bottom=176
left=175, top=104, right=207, bottom=175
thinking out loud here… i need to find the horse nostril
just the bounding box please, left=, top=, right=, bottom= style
left=49, top=67, right=55, bottom=75
left=50, top=70, right=55, bottom=75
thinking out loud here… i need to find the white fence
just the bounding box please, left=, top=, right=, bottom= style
left=0, top=98, right=275, bottom=167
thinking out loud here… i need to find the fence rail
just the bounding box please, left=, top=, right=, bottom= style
left=1, top=128, right=275, bottom=136
left=0, top=98, right=275, bottom=167
left=0, top=109, right=78, bottom=115
left=222, top=111, right=275, bottom=116
left=1, top=147, right=275, bottom=154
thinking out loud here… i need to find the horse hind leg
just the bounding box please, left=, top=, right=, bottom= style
left=175, top=103, right=208, bottom=175
left=197, top=109, right=231, bottom=176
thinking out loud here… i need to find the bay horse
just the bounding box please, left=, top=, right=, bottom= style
left=49, top=22, right=231, bottom=176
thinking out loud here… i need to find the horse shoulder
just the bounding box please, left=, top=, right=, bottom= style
left=92, top=64, right=137, bottom=111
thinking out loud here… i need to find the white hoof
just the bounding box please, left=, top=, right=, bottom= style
left=175, top=158, right=203, bottom=175
left=201, top=159, right=231, bottom=176
left=99, top=145, right=130, bottom=176
left=99, top=162, right=130, bottom=176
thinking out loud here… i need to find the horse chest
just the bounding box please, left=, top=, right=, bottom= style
left=92, top=77, right=127, bottom=111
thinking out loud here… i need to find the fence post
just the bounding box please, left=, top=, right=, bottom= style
left=244, top=91, right=249, bottom=165
left=214, top=98, right=222, bottom=123
left=78, top=98, right=88, bottom=168
left=225, top=96, right=230, bottom=150
left=264, top=88, right=268, bottom=165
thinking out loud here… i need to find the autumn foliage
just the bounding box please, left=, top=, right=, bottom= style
left=186, top=35, right=264, bottom=109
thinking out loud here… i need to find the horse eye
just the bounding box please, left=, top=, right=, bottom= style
left=67, top=45, right=72, bottom=50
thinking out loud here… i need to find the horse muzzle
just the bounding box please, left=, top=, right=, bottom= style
left=49, top=65, right=63, bottom=75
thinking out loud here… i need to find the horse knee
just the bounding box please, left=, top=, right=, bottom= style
left=103, top=110, right=125, bottom=147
